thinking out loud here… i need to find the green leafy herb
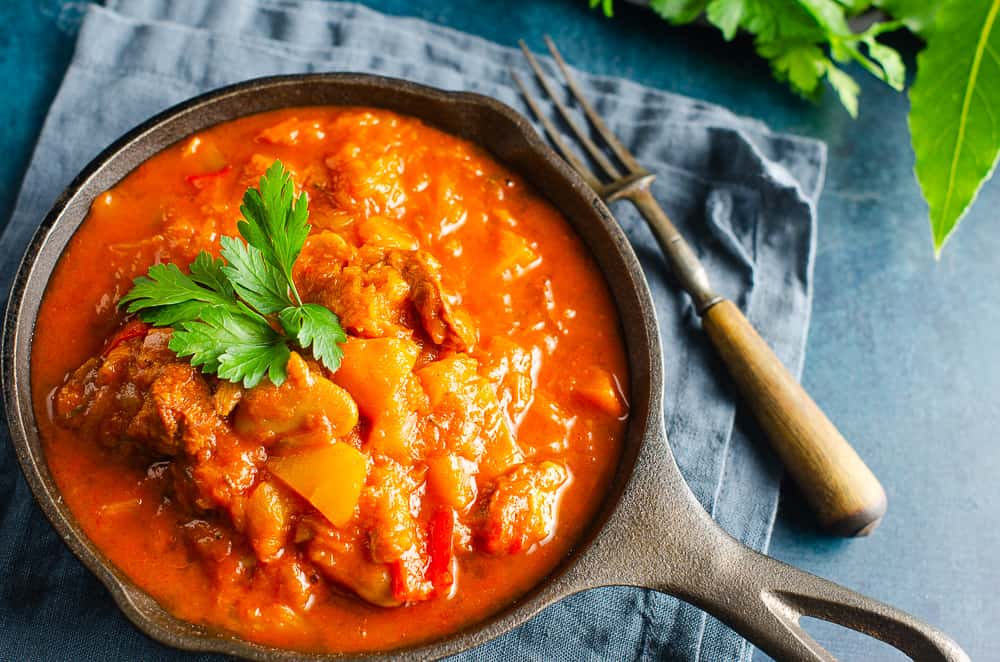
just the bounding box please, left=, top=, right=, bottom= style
left=120, top=160, right=346, bottom=387
left=909, top=0, right=1000, bottom=254
left=278, top=304, right=347, bottom=373
left=119, top=258, right=236, bottom=326
left=237, top=160, right=311, bottom=305
left=172, top=307, right=291, bottom=389
left=588, top=0, right=1000, bottom=254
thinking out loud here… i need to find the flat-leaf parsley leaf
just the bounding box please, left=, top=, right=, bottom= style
left=119, top=160, right=347, bottom=387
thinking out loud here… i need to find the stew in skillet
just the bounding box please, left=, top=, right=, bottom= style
left=32, top=107, right=629, bottom=652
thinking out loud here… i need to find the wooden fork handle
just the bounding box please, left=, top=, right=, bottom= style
left=702, top=299, right=887, bottom=535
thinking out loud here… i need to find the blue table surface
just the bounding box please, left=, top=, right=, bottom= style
left=3, top=1, right=997, bottom=660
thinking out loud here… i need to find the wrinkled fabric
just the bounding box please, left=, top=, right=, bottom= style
left=0, top=1, right=825, bottom=660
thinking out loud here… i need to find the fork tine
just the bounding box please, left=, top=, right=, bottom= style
left=517, top=40, right=623, bottom=181
left=543, top=35, right=644, bottom=173
left=510, top=69, right=604, bottom=191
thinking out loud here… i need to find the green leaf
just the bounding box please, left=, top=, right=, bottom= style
left=873, top=0, right=938, bottom=37
left=119, top=260, right=234, bottom=326
left=119, top=161, right=346, bottom=387
left=238, top=160, right=310, bottom=304
left=188, top=251, right=234, bottom=300
left=706, top=0, right=745, bottom=40
left=909, top=0, right=1000, bottom=254
left=825, top=65, right=860, bottom=117
left=764, top=43, right=829, bottom=96
left=863, top=38, right=905, bottom=90
left=170, top=307, right=290, bottom=388
left=589, top=0, right=614, bottom=17
left=650, top=0, right=708, bottom=24
left=219, top=235, right=292, bottom=314
left=279, top=304, right=347, bottom=373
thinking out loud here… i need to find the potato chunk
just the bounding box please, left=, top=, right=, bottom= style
left=335, top=337, right=421, bottom=462
left=334, top=337, right=419, bottom=418
left=269, top=444, right=369, bottom=528
left=494, top=228, right=540, bottom=279
left=426, top=453, right=478, bottom=511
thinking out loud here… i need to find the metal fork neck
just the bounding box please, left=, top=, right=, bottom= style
left=613, top=183, right=722, bottom=315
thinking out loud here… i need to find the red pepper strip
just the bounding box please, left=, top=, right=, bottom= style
left=103, top=319, right=150, bottom=355
left=184, top=164, right=232, bottom=188
left=390, top=560, right=407, bottom=603
left=426, top=506, right=455, bottom=590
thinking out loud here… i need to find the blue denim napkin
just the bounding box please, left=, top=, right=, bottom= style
left=0, top=1, right=825, bottom=660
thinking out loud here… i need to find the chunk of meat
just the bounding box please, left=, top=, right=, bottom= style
left=295, top=240, right=478, bottom=350
left=127, top=363, right=219, bottom=457
left=360, top=460, right=419, bottom=563
left=299, top=245, right=413, bottom=339
left=478, top=461, right=569, bottom=554
left=55, top=327, right=221, bottom=458
left=387, top=250, right=477, bottom=351
left=303, top=516, right=401, bottom=607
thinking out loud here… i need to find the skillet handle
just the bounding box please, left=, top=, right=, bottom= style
left=671, top=534, right=969, bottom=662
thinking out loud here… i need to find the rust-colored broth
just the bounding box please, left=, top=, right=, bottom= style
left=31, top=107, right=628, bottom=653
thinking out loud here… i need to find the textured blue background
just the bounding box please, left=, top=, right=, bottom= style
left=2, top=1, right=996, bottom=660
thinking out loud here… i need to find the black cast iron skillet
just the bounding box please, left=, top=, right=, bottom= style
left=2, top=74, right=969, bottom=661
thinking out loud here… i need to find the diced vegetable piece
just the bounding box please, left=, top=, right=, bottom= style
left=417, top=354, right=524, bottom=476
left=481, top=335, right=539, bottom=421
left=573, top=367, right=627, bottom=418
left=417, top=355, right=478, bottom=408
left=362, top=461, right=418, bottom=562
left=494, top=228, right=539, bottom=278
left=185, top=164, right=232, bottom=189
left=333, top=337, right=419, bottom=418
left=269, top=443, right=368, bottom=527
left=427, top=454, right=478, bottom=511
left=479, top=461, right=568, bottom=554
left=478, top=411, right=523, bottom=479
left=358, top=216, right=419, bottom=250
left=390, top=548, right=434, bottom=603
left=426, top=506, right=456, bottom=591
left=367, top=407, right=418, bottom=463
left=256, top=117, right=326, bottom=146
left=244, top=481, right=295, bottom=562
left=235, top=353, right=359, bottom=441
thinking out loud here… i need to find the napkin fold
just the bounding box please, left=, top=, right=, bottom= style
left=0, top=1, right=825, bottom=660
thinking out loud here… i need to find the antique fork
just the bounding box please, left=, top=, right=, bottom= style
left=513, top=37, right=887, bottom=537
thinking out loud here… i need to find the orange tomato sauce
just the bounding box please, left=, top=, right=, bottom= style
left=31, top=107, right=628, bottom=653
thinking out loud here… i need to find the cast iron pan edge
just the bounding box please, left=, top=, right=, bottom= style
left=1, top=74, right=660, bottom=661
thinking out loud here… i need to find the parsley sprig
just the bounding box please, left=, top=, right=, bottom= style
left=119, top=160, right=346, bottom=388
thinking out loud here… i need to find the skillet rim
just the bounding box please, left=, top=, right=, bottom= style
left=1, top=72, right=664, bottom=660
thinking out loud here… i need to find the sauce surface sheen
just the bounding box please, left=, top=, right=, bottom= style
left=32, top=106, right=629, bottom=653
